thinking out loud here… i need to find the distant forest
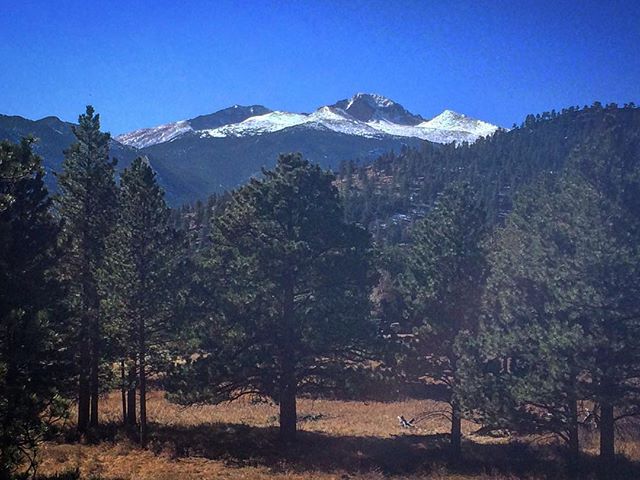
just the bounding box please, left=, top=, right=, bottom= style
left=2, top=103, right=640, bottom=479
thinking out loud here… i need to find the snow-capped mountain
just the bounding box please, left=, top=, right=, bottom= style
left=420, top=109, right=498, bottom=137
left=116, top=120, right=193, bottom=149
left=116, top=105, right=272, bottom=149
left=116, top=93, right=500, bottom=148
left=1, top=95, right=501, bottom=205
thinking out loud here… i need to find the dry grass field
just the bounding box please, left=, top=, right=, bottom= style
left=34, top=391, right=640, bottom=480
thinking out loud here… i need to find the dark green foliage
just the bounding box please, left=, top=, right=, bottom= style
left=398, top=182, right=487, bottom=455
left=0, top=139, right=68, bottom=477
left=456, top=177, right=597, bottom=456
left=101, top=157, right=185, bottom=444
left=170, top=192, right=231, bottom=255
left=457, top=125, right=640, bottom=467
left=55, top=106, right=118, bottom=433
left=0, top=139, right=33, bottom=211
left=166, top=153, right=375, bottom=440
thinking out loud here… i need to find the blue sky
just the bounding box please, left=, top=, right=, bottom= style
left=1, top=0, right=639, bottom=134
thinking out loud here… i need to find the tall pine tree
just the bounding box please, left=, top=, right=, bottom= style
left=166, top=153, right=375, bottom=442
left=56, top=106, right=117, bottom=434
left=0, top=139, right=69, bottom=476
left=398, top=182, right=487, bottom=457
left=457, top=168, right=640, bottom=473
left=101, top=157, right=181, bottom=446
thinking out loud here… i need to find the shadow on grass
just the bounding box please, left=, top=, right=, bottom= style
left=54, top=420, right=640, bottom=479
left=137, top=422, right=638, bottom=479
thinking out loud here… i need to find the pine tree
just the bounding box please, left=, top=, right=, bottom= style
left=565, top=126, right=640, bottom=474
left=455, top=176, right=589, bottom=463
left=166, top=153, right=375, bottom=442
left=398, top=182, right=487, bottom=457
left=0, top=139, right=69, bottom=476
left=0, top=139, right=32, bottom=211
left=101, top=157, right=182, bottom=446
left=56, top=106, right=117, bottom=434
left=457, top=168, right=640, bottom=472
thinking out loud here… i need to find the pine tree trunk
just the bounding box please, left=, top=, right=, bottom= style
left=599, top=401, right=615, bottom=477
left=127, top=364, right=137, bottom=426
left=2, top=346, right=18, bottom=473
left=278, top=271, right=297, bottom=443
left=139, top=316, right=147, bottom=447
left=450, top=401, right=462, bottom=458
left=77, top=332, right=90, bottom=434
left=88, top=303, right=101, bottom=430
left=567, top=395, right=580, bottom=472
left=89, top=331, right=99, bottom=429
left=279, top=372, right=297, bottom=442
left=120, top=360, right=127, bottom=425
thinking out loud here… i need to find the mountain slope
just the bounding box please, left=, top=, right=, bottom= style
left=0, top=114, right=139, bottom=193
left=336, top=103, right=640, bottom=243
left=117, top=105, right=272, bottom=148
left=144, top=125, right=426, bottom=203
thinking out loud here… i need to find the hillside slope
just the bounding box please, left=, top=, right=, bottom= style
left=335, top=103, right=640, bottom=242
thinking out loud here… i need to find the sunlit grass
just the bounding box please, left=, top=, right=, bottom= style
left=35, top=391, right=640, bottom=480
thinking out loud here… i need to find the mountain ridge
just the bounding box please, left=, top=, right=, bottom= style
left=0, top=93, right=502, bottom=205
left=116, top=93, right=500, bottom=149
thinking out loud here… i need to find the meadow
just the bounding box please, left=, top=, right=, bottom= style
left=35, top=391, right=640, bottom=480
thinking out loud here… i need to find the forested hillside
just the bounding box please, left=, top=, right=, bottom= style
left=335, top=102, right=640, bottom=242
left=3, top=103, right=640, bottom=480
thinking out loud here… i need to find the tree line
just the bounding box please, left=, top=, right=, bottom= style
left=1, top=104, right=639, bottom=479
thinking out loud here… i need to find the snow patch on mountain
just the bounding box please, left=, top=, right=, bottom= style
left=201, top=111, right=309, bottom=138
left=200, top=107, right=381, bottom=139
left=116, top=120, right=193, bottom=149
left=419, top=110, right=498, bottom=138
left=306, top=107, right=382, bottom=137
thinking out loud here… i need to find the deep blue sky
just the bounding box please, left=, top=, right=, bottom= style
left=1, top=0, right=639, bottom=134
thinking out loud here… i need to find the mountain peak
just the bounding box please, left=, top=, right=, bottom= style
left=331, top=93, right=424, bottom=125
left=436, top=109, right=465, bottom=118
left=420, top=109, right=498, bottom=137
left=36, top=115, right=68, bottom=128
left=349, top=93, right=396, bottom=108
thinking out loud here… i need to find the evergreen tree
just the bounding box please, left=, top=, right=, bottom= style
left=101, top=157, right=182, bottom=446
left=0, top=139, right=32, bottom=211
left=457, top=168, right=640, bottom=472
left=398, top=182, right=487, bottom=457
left=55, top=106, right=117, bottom=434
left=456, top=176, right=589, bottom=464
left=166, top=153, right=374, bottom=442
left=563, top=126, right=640, bottom=473
left=0, top=139, right=68, bottom=476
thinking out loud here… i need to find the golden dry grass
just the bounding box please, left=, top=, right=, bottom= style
left=35, top=391, right=640, bottom=480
